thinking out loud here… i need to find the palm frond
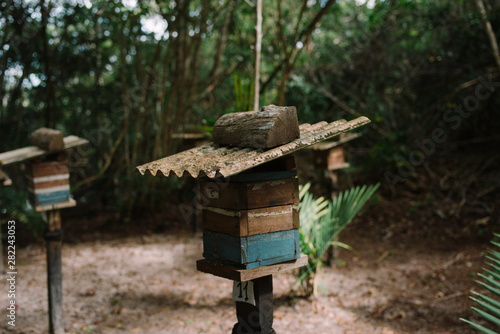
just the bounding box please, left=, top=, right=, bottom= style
left=462, top=235, right=500, bottom=333
left=296, top=182, right=379, bottom=295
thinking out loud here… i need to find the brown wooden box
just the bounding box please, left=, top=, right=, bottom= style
left=199, top=176, right=299, bottom=210
left=313, top=146, right=349, bottom=171
left=27, top=160, right=71, bottom=208
left=203, top=204, right=299, bottom=237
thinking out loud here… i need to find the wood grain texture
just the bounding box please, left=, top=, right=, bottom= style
left=202, top=229, right=300, bottom=269
left=314, top=145, right=348, bottom=170
left=196, top=254, right=308, bottom=281
left=199, top=176, right=298, bottom=210
left=0, top=135, right=89, bottom=166
left=233, top=275, right=274, bottom=333
left=202, top=204, right=299, bottom=236
left=213, top=105, right=300, bottom=149
left=31, top=128, right=65, bottom=152
left=27, top=161, right=72, bottom=208
left=35, top=198, right=76, bottom=212
left=29, top=160, right=69, bottom=178
left=46, top=210, right=64, bottom=334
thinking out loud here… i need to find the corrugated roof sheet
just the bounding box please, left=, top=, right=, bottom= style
left=136, top=116, right=370, bottom=179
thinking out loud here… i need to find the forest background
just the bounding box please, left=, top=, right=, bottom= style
left=1, top=0, right=499, bottom=236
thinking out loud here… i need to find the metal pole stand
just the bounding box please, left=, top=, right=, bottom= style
left=232, top=275, right=276, bottom=334
left=44, top=209, right=64, bottom=334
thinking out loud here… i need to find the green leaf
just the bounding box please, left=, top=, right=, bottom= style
left=478, top=273, right=500, bottom=291
left=472, top=307, right=500, bottom=327
left=472, top=291, right=500, bottom=311
left=470, top=296, right=500, bottom=318
left=460, top=318, right=498, bottom=334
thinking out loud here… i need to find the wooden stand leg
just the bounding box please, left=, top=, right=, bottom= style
left=0, top=223, right=4, bottom=274
left=232, top=275, right=275, bottom=334
left=45, top=210, right=64, bottom=334
left=325, top=170, right=339, bottom=267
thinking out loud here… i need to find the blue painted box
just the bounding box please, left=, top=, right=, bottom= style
left=203, top=229, right=300, bottom=269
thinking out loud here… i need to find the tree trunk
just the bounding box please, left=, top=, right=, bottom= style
left=476, top=0, right=500, bottom=72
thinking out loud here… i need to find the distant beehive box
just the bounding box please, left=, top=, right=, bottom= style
left=27, top=160, right=71, bottom=208
left=200, top=169, right=300, bottom=269
left=313, top=145, right=348, bottom=170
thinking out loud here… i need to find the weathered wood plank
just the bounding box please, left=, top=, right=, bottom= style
left=35, top=198, right=76, bottom=212
left=314, top=145, right=348, bottom=170
left=31, top=128, right=64, bottom=152
left=0, top=136, right=89, bottom=166
left=233, top=275, right=274, bottom=333
left=213, top=105, right=300, bottom=149
left=202, top=229, right=300, bottom=269
left=27, top=177, right=70, bottom=190
left=46, top=210, right=64, bottom=334
left=29, top=191, right=71, bottom=208
left=196, top=254, right=308, bottom=282
left=27, top=161, right=71, bottom=208
left=28, top=160, right=69, bottom=178
left=199, top=176, right=298, bottom=210
left=202, top=204, right=299, bottom=237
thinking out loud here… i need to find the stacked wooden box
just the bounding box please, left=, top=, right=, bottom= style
left=27, top=159, right=71, bottom=208
left=200, top=166, right=300, bottom=269
left=200, top=106, right=302, bottom=270
left=25, top=128, right=74, bottom=210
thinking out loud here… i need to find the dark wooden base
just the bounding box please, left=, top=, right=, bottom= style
left=232, top=275, right=275, bottom=334
left=45, top=210, right=64, bottom=334
left=197, top=254, right=307, bottom=281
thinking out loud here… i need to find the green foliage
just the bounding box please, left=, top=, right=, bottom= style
left=0, top=187, right=45, bottom=236
left=461, top=234, right=500, bottom=333
left=2, top=0, right=500, bottom=214
left=233, top=73, right=254, bottom=112
left=289, top=0, right=500, bottom=167
left=296, top=182, right=380, bottom=296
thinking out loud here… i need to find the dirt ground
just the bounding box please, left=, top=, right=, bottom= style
left=1, top=192, right=494, bottom=334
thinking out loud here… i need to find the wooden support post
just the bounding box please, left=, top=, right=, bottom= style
left=0, top=221, right=4, bottom=274
left=232, top=275, right=275, bottom=334
left=45, top=210, right=64, bottom=334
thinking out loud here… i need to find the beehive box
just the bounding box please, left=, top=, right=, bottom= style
left=136, top=106, right=371, bottom=278
left=27, top=160, right=71, bottom=208
left=313, top=145, right=349, bottom=170
left=200, top=169, right=300, bottom=269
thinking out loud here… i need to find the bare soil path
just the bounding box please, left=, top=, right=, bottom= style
left=1, top=196, right=489, bottom=334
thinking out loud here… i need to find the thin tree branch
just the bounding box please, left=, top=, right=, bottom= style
left=209, top=0, right=235, bottom=79
left=476, top=0, right=500, bottom=72
left=253, top=0, right=262, bottom=111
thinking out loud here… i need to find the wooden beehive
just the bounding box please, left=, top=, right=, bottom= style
left=136, top=105, right=371, bottom=280
left=27, top=159, right=71, bottom=208
left=313, top=145, right=348, bottom=170
left=311, top=132, right=360, bottom=171
left=200, top=165, right=300, bottom=269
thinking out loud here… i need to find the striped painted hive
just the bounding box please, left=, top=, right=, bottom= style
left=200, top=168, right=300, bottom=269
left=27, top=160, right=71, bottom=208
